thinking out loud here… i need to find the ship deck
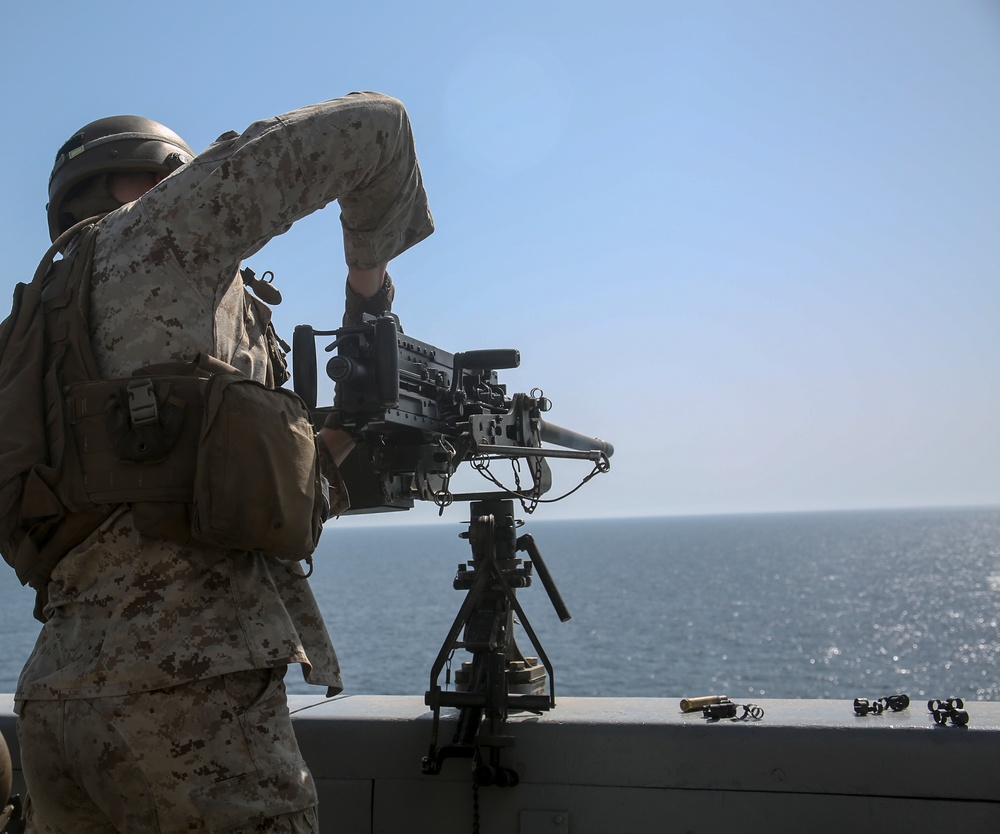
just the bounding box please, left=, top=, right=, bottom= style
left=2, top=694, right=998, bottom=833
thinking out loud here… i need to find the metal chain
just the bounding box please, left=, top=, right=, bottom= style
left=471, top=452, right=610, bottom=512
left=472, top=781, right=480, bottom=834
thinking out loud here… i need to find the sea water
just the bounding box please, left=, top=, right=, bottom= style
left=1, top=507, right=998, bottom=702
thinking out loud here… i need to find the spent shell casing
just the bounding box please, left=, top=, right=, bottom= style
left=680, top=695, right=728, bottom=713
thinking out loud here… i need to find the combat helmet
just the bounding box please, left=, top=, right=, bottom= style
left=47, top=115, right=195, bottom=241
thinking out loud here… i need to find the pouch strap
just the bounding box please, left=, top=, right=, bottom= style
left=65, top=376, right=205, bottom=504
left=127, top=378, right=159, bottom=427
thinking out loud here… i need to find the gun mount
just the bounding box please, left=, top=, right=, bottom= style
left=292, top=316, right=613, bottom=786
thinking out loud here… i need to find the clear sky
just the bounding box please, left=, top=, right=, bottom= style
left=2, top=1, right=999, bottom=525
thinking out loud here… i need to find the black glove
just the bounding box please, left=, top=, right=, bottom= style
left=343, top=272, right=395, bottom=326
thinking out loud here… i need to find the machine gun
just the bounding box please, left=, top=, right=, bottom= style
left=292, top=316, right=613, bottom=786
left=292, top=316, right=612, bottom=512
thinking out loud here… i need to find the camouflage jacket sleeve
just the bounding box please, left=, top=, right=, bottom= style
left=136, top=91, right=434, bottom=282
left=89, top=91, right=434, bottom=380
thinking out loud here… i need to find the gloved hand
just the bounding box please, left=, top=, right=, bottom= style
left=343, top=272, right=395, bottom=326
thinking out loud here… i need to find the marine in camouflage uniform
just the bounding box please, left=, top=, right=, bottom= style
left=14, top=92, right=434, bottom=833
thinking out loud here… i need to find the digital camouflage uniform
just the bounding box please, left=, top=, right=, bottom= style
left=14, top=91, right=434, bottom=833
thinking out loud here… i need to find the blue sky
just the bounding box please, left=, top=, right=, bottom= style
left=2, top=1, right=999, bottom=524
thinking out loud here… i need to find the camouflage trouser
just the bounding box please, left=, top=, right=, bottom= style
left=16, top=667, right=318, bottom=834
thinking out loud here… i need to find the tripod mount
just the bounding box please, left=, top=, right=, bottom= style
left=421, top=497, right=571, bottom=787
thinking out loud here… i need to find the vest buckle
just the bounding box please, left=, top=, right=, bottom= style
left=127, top=378, right=159, bottom=427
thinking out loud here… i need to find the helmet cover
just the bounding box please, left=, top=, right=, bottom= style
left=47, top=115, right=194, bottom=241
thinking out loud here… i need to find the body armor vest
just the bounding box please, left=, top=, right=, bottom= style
left=0, top=221, right=324, bottom=616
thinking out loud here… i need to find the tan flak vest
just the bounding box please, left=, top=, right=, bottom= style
left=0, top=220, right=328, bottom=615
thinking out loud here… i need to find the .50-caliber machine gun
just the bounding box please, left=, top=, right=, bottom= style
left=293, top=315, right=613, bottom=787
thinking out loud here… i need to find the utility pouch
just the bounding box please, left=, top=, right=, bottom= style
left=68, top=376, right=204, bottom=504
left=67, top=374, right=206, bottom=544
left=191, top=373, right=325, bottom=560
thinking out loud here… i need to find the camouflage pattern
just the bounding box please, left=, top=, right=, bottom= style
left=14, top=91, right=434, bottom=830
left=88, top=91, right=433, bottom=380
left=17, top=667, right=319, bottom=833
left=15, top=505, right=340, bottom=700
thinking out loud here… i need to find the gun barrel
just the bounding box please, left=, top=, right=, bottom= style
left=539, top=419, right=614, bottom=457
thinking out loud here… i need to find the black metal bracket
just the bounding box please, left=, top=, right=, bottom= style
left=421, top=498, right=569, bottom=786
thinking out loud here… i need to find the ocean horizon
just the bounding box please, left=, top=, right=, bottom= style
left=2, top=505, right=998, bottom=703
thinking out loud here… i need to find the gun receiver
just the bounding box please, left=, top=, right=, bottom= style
left=292, top=316, right=613, bottom=513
